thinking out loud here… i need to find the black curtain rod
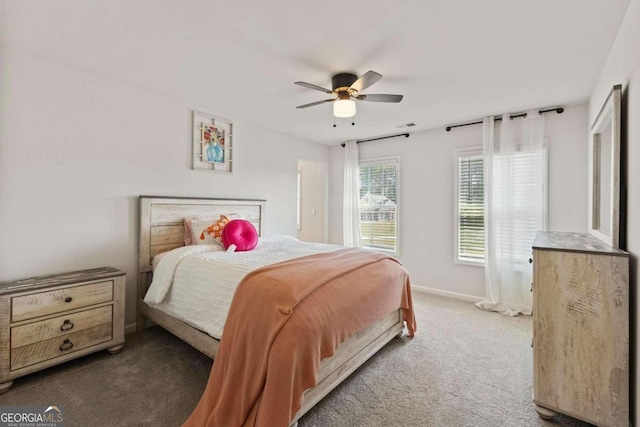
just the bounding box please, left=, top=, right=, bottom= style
left=445, top=107, right=564, bottom=132
left=340, top=133, right=410, bottom=147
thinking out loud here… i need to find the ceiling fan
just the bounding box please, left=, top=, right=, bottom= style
left=294, top=71, right=403, bottom=121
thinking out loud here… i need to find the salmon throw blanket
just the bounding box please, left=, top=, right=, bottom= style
left=183, top=248, right=416, bottom=427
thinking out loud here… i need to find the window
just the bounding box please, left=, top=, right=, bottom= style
left=456, top=148, right=484, bottom=264
left=492, top=148, right=547, bottom=265
left=359, top=158, right=398, bottom=254
left=296, top=166, right=301, bottom=231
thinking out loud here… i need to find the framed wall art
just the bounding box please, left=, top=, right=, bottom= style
left=192, top=111, right=233, bottom=173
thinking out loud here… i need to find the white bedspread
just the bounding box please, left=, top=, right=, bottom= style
left=144, top=235, right=341, bottom=339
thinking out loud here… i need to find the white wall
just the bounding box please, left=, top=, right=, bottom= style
left=545, top=105, right=590, bottom=232
left=296, top=159, right=327, bottom=243
left=329, top=104, right=588, bottom=298
left=588, top=0, right=640, bottom=422
left=0, top=50, right=328, bottom=331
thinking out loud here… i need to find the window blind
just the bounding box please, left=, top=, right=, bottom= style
left=296, top=167, right=301, bottom=231
left=457, top=153, right=484, bottom=262
left=492, top=149, right=546, bottom=264
left=359, top=160, right=398, bottom=253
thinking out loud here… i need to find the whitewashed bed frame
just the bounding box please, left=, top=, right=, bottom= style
left=137, top=196, right=404, bottom=425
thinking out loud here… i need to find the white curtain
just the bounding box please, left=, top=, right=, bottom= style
left=476, top=111, right=547, bottom=316
left=343, top=140, right=362, bottom=247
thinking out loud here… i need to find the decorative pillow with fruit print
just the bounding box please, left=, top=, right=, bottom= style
left=190, top=215, right=230, bottom=245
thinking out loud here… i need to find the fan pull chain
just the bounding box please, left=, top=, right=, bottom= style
left=333, top=116, right=336, bottom=128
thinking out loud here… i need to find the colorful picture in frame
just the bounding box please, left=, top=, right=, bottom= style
left=192, top=111, right=233, bottom=173
left=201, top=124, right=225, bottom=164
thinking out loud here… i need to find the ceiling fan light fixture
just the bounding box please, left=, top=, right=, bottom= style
left=295, top=70, right=402, bottom=121
left=333, top=99, right=357, bottom=118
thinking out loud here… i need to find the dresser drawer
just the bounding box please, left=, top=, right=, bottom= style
left=11, top=281, right=113, bottom=322
left=11, top=305, right=112, bottom=349
left=10, top=323, right=112, bottom=370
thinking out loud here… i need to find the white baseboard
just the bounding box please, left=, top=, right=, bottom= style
left=125, top=323, right=137, bottom=335
left=411, top=285, right=484, bottom=303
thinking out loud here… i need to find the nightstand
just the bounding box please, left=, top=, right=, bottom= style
left=0, top=267, right=126, bottom=393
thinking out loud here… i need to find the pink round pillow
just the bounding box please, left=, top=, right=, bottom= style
left=221, top=219, right=258, bottom=251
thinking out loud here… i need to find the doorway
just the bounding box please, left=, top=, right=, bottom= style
left=296, top=159, right=327, bottom=243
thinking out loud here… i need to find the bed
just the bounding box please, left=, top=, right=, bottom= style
left=136, top=196, right=413, bottom=426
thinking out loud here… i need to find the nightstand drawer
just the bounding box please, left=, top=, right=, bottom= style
left=11, top=305, right=112, bottom=348
left=11, top=281, right=113, bottom=322
left=11, top=323, right=112, bottom=370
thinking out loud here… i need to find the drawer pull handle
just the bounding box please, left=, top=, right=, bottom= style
left=64, top=296, right=73, bottom=303
left=529, top=258, right=533, bottom=264
left=60, top=319, right=74, bottom=331
left=59, top=339, right=74, bottom=351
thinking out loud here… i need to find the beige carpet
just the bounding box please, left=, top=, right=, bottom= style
left=0, top=292, right=591, bottom=427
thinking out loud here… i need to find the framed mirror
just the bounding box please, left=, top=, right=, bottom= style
left=589, top=84, right=621, bottom=248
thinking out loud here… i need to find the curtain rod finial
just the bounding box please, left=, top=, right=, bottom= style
left=539, top=107, right=564, bottom=115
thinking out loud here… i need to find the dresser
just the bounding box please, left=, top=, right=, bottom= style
left=532, top=232, right=629, bottom=426
left=0, top=267, right=126, bottom=393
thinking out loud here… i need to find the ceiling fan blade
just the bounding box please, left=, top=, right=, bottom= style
left=294, top=81, right=333, bottom=94
left=296, top=99, right=336, bottom=109
left=356, top=94, right=404, bottom=103
left=349, top=71, right=383, bottom=92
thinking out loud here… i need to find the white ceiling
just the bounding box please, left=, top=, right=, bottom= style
left=1, top=0, right=630, bottom=145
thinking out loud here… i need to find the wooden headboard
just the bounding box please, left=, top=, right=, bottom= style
left=137, top=196, right=266, bottom=327
left=138, top=196, right=266, bottom=273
